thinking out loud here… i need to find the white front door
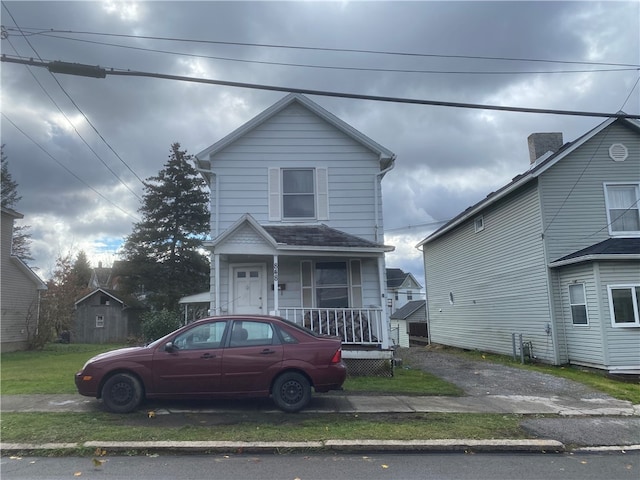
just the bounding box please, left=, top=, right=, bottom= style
left=231, top=265, right=266, bottom=314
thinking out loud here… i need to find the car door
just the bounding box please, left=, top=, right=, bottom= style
left=151, top=320, right=227, bottom=395
left=220, top=320, right=284, bottom=394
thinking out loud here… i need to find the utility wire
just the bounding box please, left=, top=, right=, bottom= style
left=2, top=55, right=638, bottom=119
left=9, top=26, right=640, bottom=69
left=14, top=31, right=638, bottom=76
left=2, top=7, right=146, bottom=188
left=2, top=113, right=140, bottom=222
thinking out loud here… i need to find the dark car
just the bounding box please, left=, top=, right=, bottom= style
left=75, top=315, right=347, bottom=413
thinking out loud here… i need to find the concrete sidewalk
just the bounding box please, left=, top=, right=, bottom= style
left=1, top=392, right=638, bottom=416
left=2, top=393, right=639, bottom=455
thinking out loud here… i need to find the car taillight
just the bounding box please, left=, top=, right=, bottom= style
left=330, top=348, right=342, bottom=364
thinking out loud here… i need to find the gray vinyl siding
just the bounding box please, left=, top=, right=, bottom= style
left=209, top=103, right=383, bottom=241
left=555, top=264, right=605, bottom=367
left=1, top=213, right=42, bottom=352
left=424, top=182, right=557, bottom=362
left=598, top=262, right=640, bottom=369
left=539, top=121, right=640, bottom=262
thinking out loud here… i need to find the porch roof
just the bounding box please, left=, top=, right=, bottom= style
left=549, top=237, right=640, bottom=268
left=206, top=213, right=394, bottom=254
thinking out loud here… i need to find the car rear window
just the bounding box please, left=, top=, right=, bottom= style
left=278, top=318, right=319, bottom=337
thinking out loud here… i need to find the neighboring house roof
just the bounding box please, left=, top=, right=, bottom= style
left=74, top=288, right=145, bottom=309
left=179, top=292, right=211, bottom=304
left=195, top=93, right=396, bottom=180
left=417, top=116, right=640, bottom=247
left=550, top=237, right=640, bottom=267
left=89, top=267, right=112, bottom=288
left=207, top=213, right=394, bottom=253
left=386, top=268, right=423, bottom=289
left=390, top=300, right=426, bottom=320
left=1, top=206, right=23, bottom=220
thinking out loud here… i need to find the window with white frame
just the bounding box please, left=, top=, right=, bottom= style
left=568, top=283, right=588, bottom=325
left=300, top=260, right=362, bottom=308
left=96, top=315, right=104, bottom=328
left=283, top=168, right=315, bottom=218
left=608, top=285, right=640, bottom=327
left=269, top=167, right=329, bottom=221
left=604, top=183, right=640, bottom=235
left=474, top=215, right=484, bottom=233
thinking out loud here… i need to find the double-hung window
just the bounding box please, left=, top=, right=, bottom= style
left=301, top=260, right=362, bottom=308
left=608, top=286, right=640, bottom=327
left=604, top=183, right=640, bottom=235
left=283, top=169, right=315, bottom=219
left=568, top=283, right=588, bottom=325
left=269, top=167, right=328, bottom=221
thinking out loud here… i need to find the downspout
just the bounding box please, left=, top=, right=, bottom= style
left=374, top=155, right=396, bottom=244
left=374, top=154, right=395, bottom=350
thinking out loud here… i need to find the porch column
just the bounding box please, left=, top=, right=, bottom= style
left=272, top=255, right=279, bottom=315
left=214, top=253, right=221, bottom=315
left=378, top=256, right=390, bottom=349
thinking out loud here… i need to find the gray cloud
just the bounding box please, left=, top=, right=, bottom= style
left=1, top=1, right=638, bottom=280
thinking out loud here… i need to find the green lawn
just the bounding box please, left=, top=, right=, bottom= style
left=0, top=343, right=126, bottom=395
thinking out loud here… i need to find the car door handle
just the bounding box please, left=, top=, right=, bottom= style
left=200, top=353, right=216, bottom=359
left=260, top=349, right=276, bottom=355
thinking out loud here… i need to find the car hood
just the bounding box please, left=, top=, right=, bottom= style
left=87, top=346, right=146, bottom=364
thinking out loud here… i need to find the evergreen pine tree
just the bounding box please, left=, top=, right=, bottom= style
left=1, top=145, right=33, bottom=261
left=121, top=143, right=210, bottom=311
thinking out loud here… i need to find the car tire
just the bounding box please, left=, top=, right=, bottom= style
left=101, top=373, right=143, bottom=413
left=272, top=372, right=311, bottom=412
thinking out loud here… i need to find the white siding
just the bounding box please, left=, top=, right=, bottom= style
left=424, top=183, right=557, bottom=362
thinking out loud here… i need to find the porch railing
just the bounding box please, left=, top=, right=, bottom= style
left=279, top=308, right=384, bottom=346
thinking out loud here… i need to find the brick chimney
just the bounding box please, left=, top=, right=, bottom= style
left=527, top=132, right=563, bottom=164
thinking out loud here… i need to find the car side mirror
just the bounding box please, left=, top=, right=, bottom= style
left=164, top=342, right=176, bottom=352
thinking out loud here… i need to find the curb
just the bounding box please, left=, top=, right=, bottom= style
left=1, top=439, right=566, bottom=455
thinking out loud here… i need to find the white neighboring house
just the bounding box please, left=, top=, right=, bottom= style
left=418, top=116, right=640, bottom=374
left=385, top=268, right=423, bottom=313
left=1, top=207, right=47, bottom=352
left=194, top=93, right=397, bottom=365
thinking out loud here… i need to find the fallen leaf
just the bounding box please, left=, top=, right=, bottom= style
left=9, top=456, right=22, bottom=460
left=381, top=464, right=389, bottom=469
left=92, top=458, right=107, bottom=468
left=148, top=411, right=156, bottom=418
left=74, top=472, right=82, bottom=477
left=94, top=447, right=107, bottom=457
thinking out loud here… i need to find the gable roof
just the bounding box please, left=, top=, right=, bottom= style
left=195, top=93, right=396, bottom=176
left=74, top=288, right=145, bottom=309
left=417, top=116, right=640, bottom=247
left=390, top=300, right=426, bottom=320
left=550, top=237, right=640, bottom=268
left=386, top=268, right=423, bottom=289
left=10, top=256, right=48, bottom=290
left=206, top=213, right=394, bottom=253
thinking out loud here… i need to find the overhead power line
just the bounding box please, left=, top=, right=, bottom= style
left=2, top=55, right=639, bottom=119
left=9, top=30, right=638, bottom=76
left=8, top=27, right=640, bottom=69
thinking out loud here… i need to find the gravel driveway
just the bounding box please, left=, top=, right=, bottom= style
left=397, top=346, right=615, bottom=400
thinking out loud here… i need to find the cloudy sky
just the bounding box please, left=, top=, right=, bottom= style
left=1, top=1, right=638, bottom=286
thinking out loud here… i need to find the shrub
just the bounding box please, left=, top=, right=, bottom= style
left=140, top=309, right=181, bottom=341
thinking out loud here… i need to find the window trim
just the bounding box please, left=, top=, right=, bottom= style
left=568, top=283, right=588, bottom=326
left=282, top=168, right=316, bottom=220
left=300, top=259, right=362, bottom=308
left=95, top=315, right=104, bottom=328
left=474, top=215, right=485, bottom=233
left=268, top=167, right=329, bottom=222
left=607, top=285, right=640, bottom=328
left=603, top=182, right=640, bottom=237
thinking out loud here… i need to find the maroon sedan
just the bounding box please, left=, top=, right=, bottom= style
left=75, top=315, right=347, bottom=413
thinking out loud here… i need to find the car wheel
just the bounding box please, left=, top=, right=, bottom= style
left=272, top=372, right=311, bottom=412
left=101, top=373, right=143, bottom=413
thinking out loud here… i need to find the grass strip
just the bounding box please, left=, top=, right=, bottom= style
left=0, top=412, right=527, bottom=443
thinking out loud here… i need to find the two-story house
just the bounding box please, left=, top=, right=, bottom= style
left=194, top=93, right=397, bottom=369
left=1, top=207, right=47, bottom=352
left=417, top=116, right=640, bottom=374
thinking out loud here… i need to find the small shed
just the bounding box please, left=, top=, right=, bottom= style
left=390, top=300, right=427, bottom=348
left=73, top=288, right=146, bottom=343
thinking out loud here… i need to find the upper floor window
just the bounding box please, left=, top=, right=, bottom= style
left=407, top=290, right=413, bottom=300
left=269, top=167, right=328, bottom=221
left=283, top=169, right=315, bottom=218
left=474, top=215, right=485, bottom=233
left=604, top=183, right=640, bottom=235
